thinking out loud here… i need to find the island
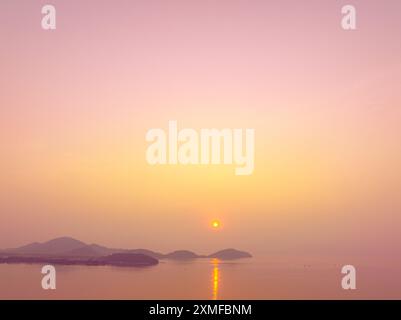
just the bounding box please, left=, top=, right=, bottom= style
left=0, top=237, right=252, bottom=267
left=0, top=253, right=159, bottom=267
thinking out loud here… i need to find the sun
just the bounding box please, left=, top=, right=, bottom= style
left=211, top=220, right=221, bottom=229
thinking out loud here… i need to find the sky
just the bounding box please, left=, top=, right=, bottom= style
left=0, top=0, right=400, bottom=257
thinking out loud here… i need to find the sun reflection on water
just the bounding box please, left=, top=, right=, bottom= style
left=211, top=258, right=220, bottom=300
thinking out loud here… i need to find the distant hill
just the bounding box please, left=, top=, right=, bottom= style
left=165, top=250, right=200, bottom=260
left=126, top=249, right=164, bottom=260
left=6, top=237, right=86, bottom=255
left=2, top=237, right=252, bottom=261
left=208, top=249, right=252, bottom=260
left=62, top=244, right=120, bottom=257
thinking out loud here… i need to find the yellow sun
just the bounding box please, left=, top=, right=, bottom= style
left=212, top=220, right=220, bottom=229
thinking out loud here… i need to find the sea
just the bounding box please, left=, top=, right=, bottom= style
left=0, top=255, right=400, bottom=299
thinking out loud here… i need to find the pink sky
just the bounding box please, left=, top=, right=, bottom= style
left=0, top=1, right=400, bottom=258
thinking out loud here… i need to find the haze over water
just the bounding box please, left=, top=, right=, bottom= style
left=1, top=256, right=400, bottom=300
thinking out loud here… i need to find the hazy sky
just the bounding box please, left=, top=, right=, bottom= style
left=1, top=0, right=400, bottom=256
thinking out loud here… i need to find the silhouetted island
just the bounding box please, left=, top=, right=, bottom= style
left=208, top=248, right=252, bottom=260
left=165, top=250, right=203, bottom=260
left=0, top=253, right=158, bottom=267
left=0, top=237, right=252, bottom=266
left=98, top=253, right=159, bottom=266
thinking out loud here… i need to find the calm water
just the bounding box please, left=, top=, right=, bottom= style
left=1, top=256, right=400, bottom=299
